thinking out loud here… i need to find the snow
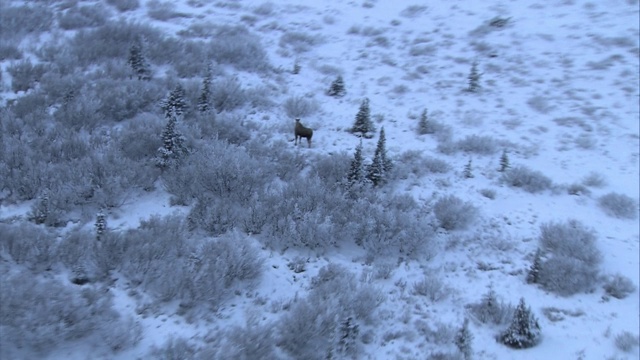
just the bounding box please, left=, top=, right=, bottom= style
left=1, top=0, right=638, bottom=359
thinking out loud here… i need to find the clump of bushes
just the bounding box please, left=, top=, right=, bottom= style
left=501, top=165, right=553, bottom=193
left=598, top=192, right=638, bottom=219
left=433, top=195, right=478, bottom=231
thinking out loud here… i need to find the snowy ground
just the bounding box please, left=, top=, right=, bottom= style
left=1, top=0, right=639, bottom=359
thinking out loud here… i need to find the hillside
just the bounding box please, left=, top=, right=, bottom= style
left=0, top=0, right=638, bottom=359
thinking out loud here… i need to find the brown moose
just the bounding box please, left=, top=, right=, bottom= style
left=294, top=118, right=313, bottom=148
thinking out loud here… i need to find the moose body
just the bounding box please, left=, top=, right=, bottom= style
left=294, top=118, right=313, bottom=148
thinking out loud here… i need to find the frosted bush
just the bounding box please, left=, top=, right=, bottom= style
left=433, top=195, right=478, bottom=230
left=283, top=95, right=319, bottom=118
left=7, top=59, right=48, bottom=92
left=412, top=274, right=452, bottom=302
left=456, top=135, right=499, bottom=155
left=603, top=273, right=636, bottom=299
left=466, top=289, right=514, bottom=325
left=106, top=0, right=140, bottom=12
left=150, top=337, right=198, bottom=360
left=598, top=192, right=638, bottom=219
left=209, top=25, right=269, bottom=71
left=615, top=331, right=639, bottom=353
left=279, top=31, right=323, bottom=53
left=58, top=4, right=109, bottom=30
left=501, top=165, right=553, bottom=193
left=0, top=223, right=57, bottom=271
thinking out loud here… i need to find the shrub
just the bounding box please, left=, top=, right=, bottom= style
left=209, top=25, right=269, bottom=71
left=498, top=298, right=541, bottom=349
left=412, top=274, right=452, bottom=302
left=279, top=31, right=323, bottom=53
left=215, top=319, right=278, bottom=360
left=0, top=42, right=22, bottom=61
left=149, top=337, right=198, bottom=360
left=58, top=4, right=109, bottom=30
left=615, top=331, right=639, bottom=353
left=582, top=171, right=607, bottom=187
left=283, top=95, right=319, bottom=118
left=106, top=0, right=140, bottom=12
left=603, top=274, right=636, bottom=299
left=0, top=223, right=57, bottom=271
left=501, top=165, right=553, bottom=193
left=147, top=0, right=183, bottom=21
left=209, top=76, right=247, bottom=112
left=466, top=289, right=514, bottom=325
left=537, top=220, right=602, bottom=296
left=433, top=195, right=478, bottom=231
left=0, top=4, right=54, bottom=40
left=7, top=59, right=49, bottom=93
left=598, top=192, right=638, bottom=219
left=456, top=135, right=498, bottom=155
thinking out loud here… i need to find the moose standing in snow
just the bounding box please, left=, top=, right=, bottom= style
left=294, top=118, right=313, bottom=148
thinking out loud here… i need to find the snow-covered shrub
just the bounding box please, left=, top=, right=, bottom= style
left=479, top=188, right=497, bottom=199
left=209, top=76, right=247, bottom=112
left=283, top=95, right=319, bottom=118
left=310, top=151, right=352, bottom=190
left=58, top=4, right=109, bottom=30
left=603, top=273, right=637, bottom=299
left=210, top=113, right=252, bottom=145
left=412, top=274, right=452, bottom=302
left=582, top=171, right=607, bottom=188
left=501, top=165, right=553, bottom=193
left=209, top=25, right=269, bottom=71
left=466, top=288, right=514, bottom=326
left=188, top=198, right=245, bottom=236
left=0, top=4, right=54, bottom=40
left=93, top=78, right=166, bottom=122
left=149, top=337, right=198, bottom=360
left=147, top=0, right=182, bottom=21
left=214, top=319, right=278, bottom=360
left=7, top=59, right=49, bottom=92
left=454, top=318, right=473, bottom=360
left=566, top=183, right=591, bottom=196
left=0, top=223, right=57, bottom=271
left=614, top=331, right=639, bottom=353
left=117, top=114, right=164, bottom=161
left=0, top=41, right=22, bottom=60
left=456, top=134, right=499, bottom=155
left=537, top=220, right=602, bottom=296
left=433, top=195, right=478, bottom=231
left=0, top=273, right=121, bottom=356
left=279, top=31, right=324, bottom=53
left=598, top=192, right=638, bottom=219
left=498, top=298, right=542, bottom=349
left=106, top=0, right=140, bottom=12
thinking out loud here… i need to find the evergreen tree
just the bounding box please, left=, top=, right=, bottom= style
left=327, top=75, right=346, bottom=97
left=367, top=127, right=392, bottom=186
left=337, top=316, right=359, bottom=357
left=292, top=59, right=301, bottom=75
left=499, top=149, right=510, bottom=172
left=454, top=318, right=474, bottom=360
left=467, top=61, right=481, bottom=93
left=127, top=40, right=151, bottom=80
left=28, top=191, right=50, bottom=225
left=499, top=298, right=541, bottom=349
left=162, top=83, right=187, bottom=117
left=418, top=108, right=431, bottom=135
left=351, top=98, right=374, bottom=137
left=156, top=111, right=188, bottom=169
left=347, top=140, right=366, bottom=189
left=464, top=158, right=474, bottom=179
left=197, top=64, right=213, bottom=112
left=526, top=248, right=542, bottom=284
left=95, top=211, right=107, bottom=241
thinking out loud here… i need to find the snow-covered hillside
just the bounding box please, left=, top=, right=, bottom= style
left=1, top=0, right=638, bottom=359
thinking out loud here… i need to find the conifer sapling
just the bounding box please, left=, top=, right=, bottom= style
left=95, top=211, right=107, bottom=241
left=499, top=149, right=510, bottom=172
left=418, top=108, right=431, bottom=135
left=526, top=248, right=542, bottom=284
left=351, top=98, right=374, bottom=138
left=464, top=158, right=474, bottom=179
left=367, top=127, right=392, bottom=186
left=499, top=297, right=541, bottom=349
left=197, top=64, right=213, bottom=112
left=328, top=75, right=346, bottom=97
left=455, top=318, right=473, bottom=360
left=467, top=61, right=481, bottom=93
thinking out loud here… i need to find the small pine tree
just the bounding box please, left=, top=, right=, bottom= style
left=467, top=61, right=481, bottom=93
left=29, top=191, right=50, bottom=225
left=418, top=108, right=430, bottom=135
left=156, top=111, right=188, bottom=169
left=454, top=318, right=474, bottom=360
left=464, top=158, right=474, bottom=179
left=367, top=127, right=392, bottom=186
left=328, top=75, right=346, bottom=97
left=499, top=149, right=510, bottom=172
left=351, top=98, right=374, bottom=137
left=127, top=40, right=151, bottom=81
left=197, top=64, right=213, bottom=112
left=95, top=211, right=107, bottom=241
left=347, top=140, right=366, bottom=189
left=526, top=248, right=542, bottom=284
left=499, top=298, right=542, bottom=349
left=162, top=84, right=188, bottom=117
left=337, top=316, right=359, bottom=357
left=292, top=60, right=301, bottom=74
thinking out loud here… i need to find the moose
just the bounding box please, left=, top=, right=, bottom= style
left=294, top=118, right=313, bottom=148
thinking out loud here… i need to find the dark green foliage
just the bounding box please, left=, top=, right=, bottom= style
left=467, top=61, right=481, bottom=93
left=418, top=108, right=431, bottom=135
left=367, top=127, right=392, bottom=186
left=156, top=112, right=188, bottom=169
left=499, top=298, right=541, bottom=349
left=337, top=316, right=360, bottom=357
left=161, top=83, right=187, bottom=117
left=347, top=140, right=369, bottom=194
left=526, top=248, right=542, bottom=284
left=351, top=98, right=375, bottom=137
left=127, top=40, right=151, bottom=80
left=328, top=75, right=346, bottom=97
left=499, top=149, right=510, bottom=172
left=454, top=318, right=473, bottom=360
left=95, top=211, right=107, bottom=241
left=292, top=60, right=301, bottom=74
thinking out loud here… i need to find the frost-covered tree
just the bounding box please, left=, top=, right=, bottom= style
left=347, top=140, right=367, bottom=192
left=197, top=64, right=213, bottom=112
left=161, top=83, right=187, bottom=117
left=28, top=191, right=50, bottom=225
left=95, top=211, right=107, bottom=241
left=418, top=108, right=431, bottom=135
left=467, top=61, right=481, bottom=93
left=351, top=98, right=374, bottom=137
left=455, top=318, right=473, bottom=360
left=499, top=149, right=510, bottom=172
left=463, top=158, right=474, bottom=179
left=156, top=112, right=188, bottom=169
left=292, top=59, right=301, bottom=74
left=367, top=127, right=392, bottom=186
left=526, top=248, right=542, bottom=284
left=327, top=75, right=346, bottom=97
left=127, top=40, right=151, bottom=81
left=499, top=298, right=541, bottom=349
left=336, top=316, right=359, bottom=358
